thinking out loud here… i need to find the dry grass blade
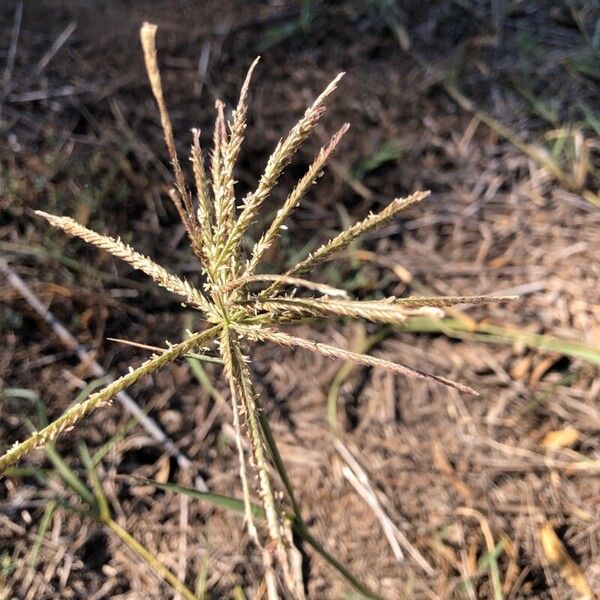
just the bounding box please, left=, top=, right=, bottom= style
left=235, top=325, right=478, bottom=395
left=539, top=522, right=595, bottom=600
left=35, top=211, right=209, bottom=311
left=334, top=439, right=435, bottom=575
left=0, top=326, right=220, bottom=473
left=140, top=23, right=200, bottom=253
left=246, top=123, right=350, bottom=275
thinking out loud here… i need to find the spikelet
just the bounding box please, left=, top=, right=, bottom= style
left=252, top=294, right=517, bottom=323
left=283, top=190, right=429, bottom=279
left=0, top=327, right=219, bottom=473
left=235, top=325, right=478, bottom=395
left=245, top=123, right=350, bottom=276
left=140, top=23, right=201, bottom=258
left=35, top=211, right=210, bottom=311
left=216, top=72, right=345, bottom=268
left=191, top=128, right=213, bottom=253
left=219, top=58, right=260, bottom=241
left=211, top=100, right=228, bottom=251
left=224, top=274, right=349, bottom=298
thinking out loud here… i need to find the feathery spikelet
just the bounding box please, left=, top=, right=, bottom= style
left=0, top=326, right=219, bottom=472
left=220, top=58, right=260, bottom=236
left=224, top=274, right=349, bottom=298
left=211, top=100, right=227, bottom=234
left=35, top=211, right=210, bottom=312
left=140, top=23, right=201, bottom=258
left=246, top=123, right=350, bottom=276
left=191, top=128, right=213, bottom=252
left=252, top=294, right=517, bottom=323
left=281, top=190, right=429, bottom=281
left=216, top=72, right=345, bottom=268
left=235, top=325, right=478, bottom=395
left=2, top=23, right=517, bottom=599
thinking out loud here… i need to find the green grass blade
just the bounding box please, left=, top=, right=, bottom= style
left=45, top=444, right=96, bottom=507
left=78, top=443, right=111, bottom=521
left=296, top=523, right=382, bottom=600
left=105, top=516, right=197, bottom=600
left=194, top=552, right=210, bottom=600
left=28, top=499, right=57, bottom=569
left=3, top=466, right=49, bottom=485
left=91, top=415, right=142, bottom=465
left=477, top=541, right=505, bottom=600
left=1, top=388, right=40, bottom=402
left=71, top=378, right=109, bottom=406
left=255, top=408, right=302, bottom=518
left=140, top=479, right=265, bottom=518
left=399, top=318, right=600, bottom=365
left=232, top=585, right=247, bottom=600
left=186, top=356, right=223, bottom=400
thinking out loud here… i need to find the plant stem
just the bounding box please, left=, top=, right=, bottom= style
left=105, top=517, right=197, bottom=600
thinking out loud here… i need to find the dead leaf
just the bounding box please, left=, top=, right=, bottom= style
left=539, top=522, right=595, bottom=600
left=510, top=355, right=531, bottom=381
left=431, top=442, right=474, bottom=502
left=155, top=456, right=170, bottom=483
left=542, top=427, right=580, bottom=449
left=529, top=355, right=558, bottom=387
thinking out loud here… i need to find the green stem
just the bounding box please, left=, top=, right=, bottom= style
left=399, top=318, right=600, bottom=365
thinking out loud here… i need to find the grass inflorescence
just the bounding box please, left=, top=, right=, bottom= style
left=1, top=22, right=515, bottom=598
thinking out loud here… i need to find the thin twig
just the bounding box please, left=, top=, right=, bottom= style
left=32, top=21, right=77, bottom=78
left=0, top=1, right=23, bottom=118
left=2, top=1, right=22, bottom=87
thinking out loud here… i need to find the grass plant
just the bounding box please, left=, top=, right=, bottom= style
left=1, top=23, right=514, bottom=598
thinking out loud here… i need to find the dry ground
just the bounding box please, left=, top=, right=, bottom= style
left=1, top=1, right=600, bottom=598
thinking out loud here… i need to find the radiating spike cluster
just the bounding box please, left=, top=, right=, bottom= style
left=3, top=22, right=517, bottom=600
